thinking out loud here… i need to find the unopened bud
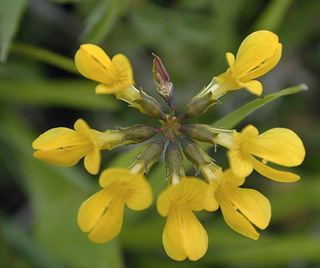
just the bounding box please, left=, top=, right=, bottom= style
left=152, top=53, right=174, bottom=108
left=133, top=89, right=165, bottom=119
left=180, top=136, right=212, bottom=167
left=136, top=136, right=165, bottom=173
left=165, top=141, right=185, bottom=181
left=181, top=124, right=218, bottom=143
left=120, top=125, right=157, bottom=145
left=184, top=92, right=216, bottom=118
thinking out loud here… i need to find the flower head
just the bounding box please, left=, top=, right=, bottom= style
left=32, top=119, right=122, bottom=174
left=215, top=30, right=282, bottom=96
left=157, top=178, right=209, bottom=261
left=227, top=125, right=305, bottom=181
left=75, top=44, right=134, bottom=94
left=206, top=170, right=271, bottom=240
left=78, top=167, right=153, bottom=243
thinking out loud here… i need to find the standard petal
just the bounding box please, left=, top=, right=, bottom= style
left=228, top=149, right=253, bottom=178
left=84, top=148, right=101, bottom=175
left=75, top=44, right=114, bottom=85
left=162, top=207, right=208, bottom=261
left=33, top=146, right=88, bottom=166
left=99, top=167, right=134, bottom=188
left=157, top=178, right=208, bottom=216
left=88, top=197, right=125, bottom=243
left=251, top=157, right=300, bottom=182
left=248, top=128, right=305, bottom=167
left=32, top=128, right=86, bottom=150
left=216, top=191, right=260, bottom=240
left=227, top=187, right=271, bottom=229
left=125, top=175, right=153, bottom=210
left=77, top=188, right=114, bottom=232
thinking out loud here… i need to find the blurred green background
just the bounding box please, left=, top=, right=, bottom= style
left=1, top=0, right=319, bottom=267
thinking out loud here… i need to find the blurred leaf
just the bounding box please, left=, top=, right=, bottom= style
left=10, top=43, right=77, bottom=74
left=254, top=0, right=293, bottom=31
left=0, top=114, right=123, bottom=268
left=0, top=80, right=118, bottom=110
left=81, top=0, right=128, bottom=43
left=213, top=84, right=308, bottom=129
left=0, top=0, right=27, bottom=63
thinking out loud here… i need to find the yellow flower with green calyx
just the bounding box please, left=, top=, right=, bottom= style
left=157, top=178, right=209, bottom=261
left=224, top=125, right=305, bottom=182
left=215, top=30, right=282, bottom=96
left=206, top=170, right=271, bottom=240
left=77, top=166, right=153, bottom=243
left=32, top=119, right=124, bottom=175
left=32, top=30, right=306, bottom=261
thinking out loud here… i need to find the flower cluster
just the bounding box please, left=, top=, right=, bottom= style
left=32, top=30, right=305, bottom=261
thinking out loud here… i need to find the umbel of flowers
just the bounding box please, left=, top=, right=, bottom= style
left=32, top=30, right=305, bottom=261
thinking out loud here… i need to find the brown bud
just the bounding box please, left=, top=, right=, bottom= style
left=152, top=53, right=174, bottom=108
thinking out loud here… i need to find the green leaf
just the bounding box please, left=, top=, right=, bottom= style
left=81, top=0, right=128, bottom=43
left=10, top=43, right=77, bottom=74
left=213, top=84, right=308, bottom=129
left=0, top=0, right=27, bottom=63
left=0, top=79, right=118, bottom=110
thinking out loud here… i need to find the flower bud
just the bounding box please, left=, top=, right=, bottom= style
left=133, top=90, right=165, bottom=119
left=136, top=137, right=165, bottom=173
left=119, top=125, right=157, bottom=145
left=180, top=136, right=212, bottom=167
left=152, top=53, right=174, bottom=108
left=165, top=141, right=185, bottom=182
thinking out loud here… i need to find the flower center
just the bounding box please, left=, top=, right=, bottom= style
left=162, top=114, right=181, bottom=140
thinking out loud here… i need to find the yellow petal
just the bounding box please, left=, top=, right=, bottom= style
left=251, top=157, right=300, bottom=182
left=162, top=207, right=208, bottom=261
left=88, top=197, right=125, bottom=243
left=247, top=128, right=305, bottom=167
left=227, top=187, right=271, bottom=229
left=157, top=178, right=208, bottom=217
left=204, top=181, right=219, bottom=212
left=77, top=188, right=115, bottom=232
left=241, top=44, right=282, bottom=81
left=33, top=146, right=88, bottom=166
left=234, top=30, right=281, bottom=77
left=240, top=80, right=262, bottom=96
left=74, top=118, right=90, bottom=134
left=111, top=54, right=134, bottom=89
left=216, top=191, right=259, bottom=240
left=228, top=149, right=253, bottom=178
left=124, top=175, right=153, bottom=210
left=220, top=169, right=245, bottom=186
left=226, top=52, right=235, bottom=67
left=32, top=128, right=87, bottom=150
left=99, top=167, right=135, bottom=188
left=84, top=148, right=101, bottom=175
left=74, top=44, right=114, bottom=85
left=95, top=83, right=118, bottom=94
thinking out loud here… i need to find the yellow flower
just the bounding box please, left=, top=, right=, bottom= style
left=227, top=125, right=305, bottom=182
left=32, top=119, right=123, bottom=175
left=75, top=44, right=134, bottom=94
left=77, top=167, right=153, bottom=243
left=215, top=30, right=282, bottom=96
left=206, top=170, right=271, bottom=240
left=157, top=178, right=209, bottom=261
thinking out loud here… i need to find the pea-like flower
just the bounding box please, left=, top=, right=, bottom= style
left=78, top=167, right=153, bottom=243
left=32, top=119, right=123, bottom=174
left=215, top=30, right=282, bottom=96
left=206, top=170, right=271, bottom=240
left=225, top=125, right=305, bottom=182
left=157, top=178, right=209, bottom=261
